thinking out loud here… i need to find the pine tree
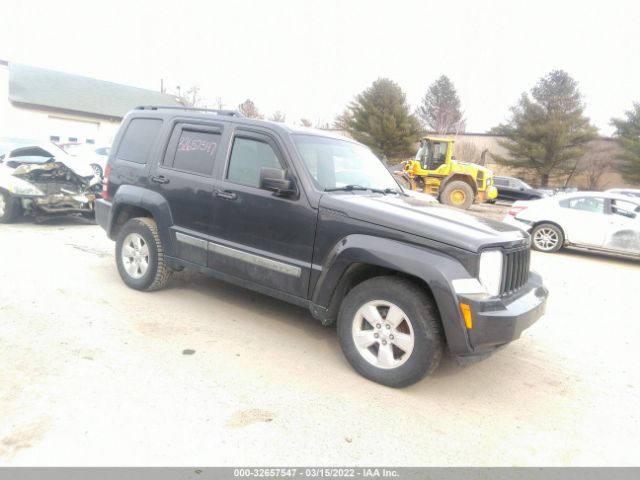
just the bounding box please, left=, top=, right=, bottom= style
left=335, top=78, right=420, bottom=159
left=611, top=103, right=640, bottom=184
left=491, top=70, right=597, bottom=187
left=416, top=75, right=465, bottom=134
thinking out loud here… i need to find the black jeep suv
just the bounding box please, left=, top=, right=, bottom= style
left=95, top=106, right=548, bottom=387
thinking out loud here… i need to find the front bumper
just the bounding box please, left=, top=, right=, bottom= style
left=456, top=271, right=548, bottom=362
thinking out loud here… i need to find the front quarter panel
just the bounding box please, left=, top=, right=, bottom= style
left=312, top=233, right=475, bottom=356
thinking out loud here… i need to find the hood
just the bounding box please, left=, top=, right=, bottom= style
left=3, top=144, right=96, bottom=178
left=320, top=190, right=528, bottom=252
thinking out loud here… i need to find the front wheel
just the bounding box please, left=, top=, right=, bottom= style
left=441, top=180, right=474, bottom=209
left=337, top=277, right=444, bottom=388
left=0, top=189, right=21, bottom=224
left=531, top=223, right=564, bottom=253
left=115, top=217, right=171, bottom=291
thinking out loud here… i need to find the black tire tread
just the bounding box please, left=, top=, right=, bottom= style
left=137, top=217, right=171, bottom=291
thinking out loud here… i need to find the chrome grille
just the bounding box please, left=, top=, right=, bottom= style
left=500, top=247, right=530, bottom=295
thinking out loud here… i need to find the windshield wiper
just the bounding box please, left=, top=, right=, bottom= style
left=325, top=185, right=398, bottom=195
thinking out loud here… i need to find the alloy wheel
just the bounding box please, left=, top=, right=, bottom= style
left=121, top=233, right=150, bottom=279
left=351, top=300, right=415, bottom=369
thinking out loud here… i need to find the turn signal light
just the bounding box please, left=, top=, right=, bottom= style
left=460, top=303, right=473, bottom=329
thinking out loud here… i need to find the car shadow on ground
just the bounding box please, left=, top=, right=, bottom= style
left=164, top=269, right=486, bottom=382
left=13, top=214, right=97, bottom=227
left=169, top=269, right=338, bottom=345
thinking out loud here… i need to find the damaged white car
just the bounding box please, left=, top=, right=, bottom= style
left=0, top=143, right=102, bottom=223
left=503, top=191, right=640, bottom=258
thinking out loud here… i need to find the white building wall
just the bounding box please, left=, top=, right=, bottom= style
left=0, top=63, right=121, bottom=146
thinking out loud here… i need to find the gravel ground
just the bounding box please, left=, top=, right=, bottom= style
left=1, top=211, right=639, bottom=466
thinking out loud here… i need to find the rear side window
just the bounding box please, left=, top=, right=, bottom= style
left=494, top=178, right=507, bottom=187
left=226, top=137, right=281, bottom=188
left=116, top=118, right=163, bottom=164
left=559, top=197, right=605, bottom=214
left=165, top=129, right=221, bottom=176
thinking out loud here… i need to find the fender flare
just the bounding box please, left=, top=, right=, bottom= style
left=108, top=185, right=175, bottom=256
left=311, top=234, right=473, bottom=355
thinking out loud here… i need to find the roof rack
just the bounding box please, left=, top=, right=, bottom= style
left=134, top=106, right=244, bottom=117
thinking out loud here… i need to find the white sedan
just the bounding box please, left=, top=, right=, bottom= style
left=503, top=191, right=640, bottom=257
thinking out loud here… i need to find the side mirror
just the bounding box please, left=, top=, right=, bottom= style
left=259, top=167, right=296, bottom=197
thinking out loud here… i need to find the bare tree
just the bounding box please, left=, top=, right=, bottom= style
left=269, top=111, right=286, bottom=123
left=576, top=142, right=615, bottom=190
left=454, top=141, right=480, bottom=163
left=180, top=85, right=204, bottom=107
left=215, top=97, right=225, bottom=110
left=300, top=118, right=313, bottom=127
left=238, top=99, right=264, bottom=119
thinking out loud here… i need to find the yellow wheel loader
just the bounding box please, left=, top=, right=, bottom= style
left=395, top=136, right=497, bottom=209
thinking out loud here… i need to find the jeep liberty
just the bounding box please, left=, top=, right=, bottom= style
left=95, top=106, right=548, bottom=387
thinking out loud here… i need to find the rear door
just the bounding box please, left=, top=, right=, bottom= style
left=149, top=121, right=227, bottom=265
left=207, top=127, right=317, bottom=299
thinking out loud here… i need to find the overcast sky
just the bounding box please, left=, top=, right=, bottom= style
left=1, top=0, right=638, bottom=135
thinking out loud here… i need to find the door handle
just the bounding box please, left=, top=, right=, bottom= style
left=216, top=190, right=237, bottom=200
left=150, top=175, right=170, bottom=184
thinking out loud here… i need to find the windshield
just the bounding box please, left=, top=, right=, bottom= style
left=293, top=134, right=399, bottom=191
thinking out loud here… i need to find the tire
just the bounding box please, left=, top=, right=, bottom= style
left=90, top=163, right=103, bottom=178
left=531, top=223, right=564, bottom=253
left=441, top=180, right=474, bottom=209
left=337, top=276, right=444, bottom=388
left=0, top=189, right=20, bottom=224
left=115, top=217, right=171, bottom=291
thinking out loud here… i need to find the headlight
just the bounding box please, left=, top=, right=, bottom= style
left=478, top=250, right=503, bottom=296
left=7, top=177, right=45, bottom=196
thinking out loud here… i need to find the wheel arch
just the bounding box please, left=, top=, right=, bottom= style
left=309, top=234, right=475, bottom=356
left=108, top=185, right=175, bottom=256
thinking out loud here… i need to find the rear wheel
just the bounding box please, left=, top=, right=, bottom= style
left=337, top=277, right=444, bottom=388
left=531, top=223, right=564, bottom=253
left=115, top=217, right=171, bottom=291
left=441, top=180, right=474, bottom=209
left=0, top=189, right=20, bottom=224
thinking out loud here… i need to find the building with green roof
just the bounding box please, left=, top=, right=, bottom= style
left=0, top=60, right=183, bottom=146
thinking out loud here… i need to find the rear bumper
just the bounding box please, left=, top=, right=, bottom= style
left=95, top=198, right=112, bottom=233
left=455, top=271, right=548, bottom=363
